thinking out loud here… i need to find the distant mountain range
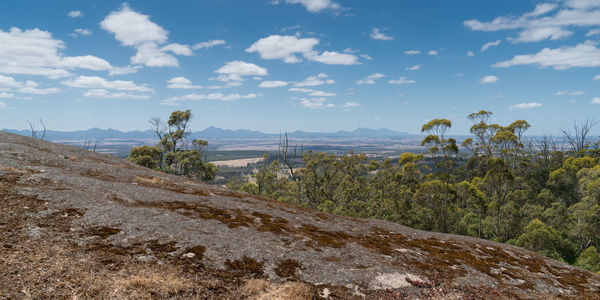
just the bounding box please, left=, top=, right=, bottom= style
left=2, top=126, right=417, bottom=141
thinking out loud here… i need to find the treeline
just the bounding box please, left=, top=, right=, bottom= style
left=228, top=111, right=600, bottom=273
left=128, top=110, right=218, bottom=181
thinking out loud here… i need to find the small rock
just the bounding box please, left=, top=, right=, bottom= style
left=183, top=252, right=196, bottom=258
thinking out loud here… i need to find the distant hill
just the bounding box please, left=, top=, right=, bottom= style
left=3, top=126, right=416, bottom=141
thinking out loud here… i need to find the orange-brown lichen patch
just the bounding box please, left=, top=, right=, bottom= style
left=252, top=211, right=290, bottom=235
left=182, top=245, right=206, bottom=261
left=87, top=226, right=121, bottom=238
left=134, top=176, right=189, bottom=193
left=130, top=200, right=254, bottom=229
left=274, top=259, right=302, bottom=279
left=225, top=256, right=264, bottom=278
left=298, top=224, right=349, bottom=249
left=146, top=240, right=178, bottom=258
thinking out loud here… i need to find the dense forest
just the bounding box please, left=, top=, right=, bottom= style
left=129, top=110, right=600, bottom=274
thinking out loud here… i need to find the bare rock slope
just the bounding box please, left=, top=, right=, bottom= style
left=1, top=131, right=599, bottom=299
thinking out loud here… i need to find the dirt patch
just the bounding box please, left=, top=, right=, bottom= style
left=274, top=259, right=302, bottom=279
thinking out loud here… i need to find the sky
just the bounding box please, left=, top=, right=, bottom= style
left=0, top=0, right=599, bottom=135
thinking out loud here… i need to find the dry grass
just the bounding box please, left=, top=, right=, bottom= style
left=240, top=279, right=315, bottom=300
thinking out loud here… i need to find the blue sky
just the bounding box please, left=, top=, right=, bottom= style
left=0, top=0, right=599, bottom=135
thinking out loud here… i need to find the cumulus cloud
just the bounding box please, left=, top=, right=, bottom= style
left=466, top=51, right=475, bottom=56
left=344, top=101, right=360, bottom=107
left=360, top=54, right=373, bottom=60
left=0, top=27, right=124, bottom=78
left=493, top=41, right=600, bottom=69
left=70, top=28, right=92, bottom=38
left=284, top=0, right=340, bottom=13
left=355, top=73, right=385, bottom=85
left=594, top=74, right=600, bottom=80
left=68, top=10, right=83, bottom=18
left=405, top=65, right=421, bottom=71
left=427, top=50, right=438, bottom=56
left=555, top=90, right=584, bottom=95
left=215, top=61, right=268, bottom=76
left=61, top=76, right=153, bottom=92
left=480, top=75, right=499, bottom=84
left=591, top=97, right=600, bottom=104
left=246, top=34, right=359, bottom=65
left=259, top=80, right=288, bottom=88
left=388, top=77, right=416, bottom=84
left=295, top=73, right=334, bottom=86
left=101, top=4, right=193, bottom=67
left=297, top=97, right=335, bottom=108
left=161, top=92, right=259, bottom=105
left=84, top=89, right=150, bottom=99
left=370, top=28, right=393, bottom=41
left=289, top=87, right=336, bottom=97
left=509, top=102, right=542, bottom=109
left=166, top=77, right=202, bottom=89
left=0, top=92, right=14, bottom=99
left=404, top=50, right=420, bottom=55
left=464, top=2, right=600, bottom=43
left=481, top=40, right=501, bottom=52
left=161, top=43, right=193, bottom=56
left=193, top=39, right=226, bottom=50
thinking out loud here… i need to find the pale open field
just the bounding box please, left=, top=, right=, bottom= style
left=211, top=157, right=264, bottom=167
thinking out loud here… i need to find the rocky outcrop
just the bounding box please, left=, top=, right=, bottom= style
left=1, top=131, right=598, bottom=299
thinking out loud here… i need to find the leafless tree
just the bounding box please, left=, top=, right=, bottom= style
left=279, top=132, right=300, bottom=182
left=561, top=119, right=597, bottom=155
left=27, top=118, right=46, bottom=140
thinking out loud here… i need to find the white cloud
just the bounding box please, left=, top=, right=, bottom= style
left=0, top=101, right=6, bottom=108
left=355, top=73, right=385, bottom=85
left=555, top=90, right=584, bottom=96
left=259, top=80, right=288, bottom=88
left=586, top=29, right=600, bottom=37
left=215, top=61, right=268, bottom=77
left=405, top=65, right=421, bottom=71
left=480, top=75, right=499, bottom=84
left=84, top=89, right=150, bottom=99
left=284, top=0, right=340, bottom=13
left=404, top=50, right=420, bottom=55
left=246, top=35, right=318, bottom=63
left=464, top=2, right=600, bottom=43
left=493, top=41, right=600, bottom=70
left=297, top=97, right=335, bottom=108
left=360, top=54, right=373, bottom=60
left=0, top=27, right=122, bottom=78
left=161, top=92, right=259, bottom=105
left=427, top=50, right=438, bottom=56
left=0, top=74, right=22, bottom=88
left=509, top=102, right=542, bottom=109
left=344, top=101, right=360, bottom=107
left=306, top=51, right=359, bottom=65
left=388, top=77, right=415, bottom=84
left=0, top=92, right=15, bottom=98
left=61, top=76, right=153, bottom=92
left=167, top=77, right=202, bottom=89
left=68, top=11, right=83, bottom=18
left=161, top=43, right=192, bottom=56
left=246, top=35, right=358, bottom=65
left=511, top=27, right=572, bottom=43
left=100, top=4, right=167, bottom=46
left=594, top=74, right=600, bottom=80
left=101, top=4, right=192, bottom=67
left=591, top=97, right=600, bottom=104
left=193, top=39, right=226, bottom=50
left=18, top=81, right=61, bottom=94
left=466, top=51, right=474, bottom=56
left=289, top=87, right=336, bottom=97
left=70, top=28, right=92, bottom=38
left=370, top=28, right=393, bottom=41
left=295, top=74, right=335, bottom=86
left=481, top=40, right=501, bottom=52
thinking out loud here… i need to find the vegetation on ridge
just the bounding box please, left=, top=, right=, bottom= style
left=129, top=109, right=600, bottom=274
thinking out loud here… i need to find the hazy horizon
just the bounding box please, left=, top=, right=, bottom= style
left=1, top=1, right=600, bottom=135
